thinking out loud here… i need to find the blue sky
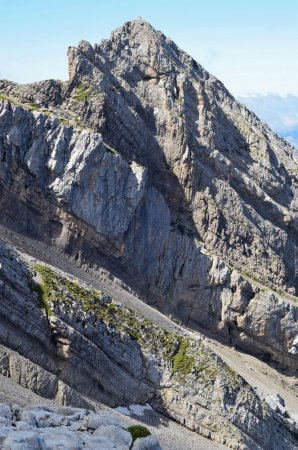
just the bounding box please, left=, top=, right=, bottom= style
left=1, top=0, right=297, bottom=97
left=1, top=0, right=297, bottom=146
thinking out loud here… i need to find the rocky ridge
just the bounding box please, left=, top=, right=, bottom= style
left=0, top=402, right=161, bottom=450
left=0, top=96, right=296, bottom=375
left=0, top=18, right=297, bottom=450
left=0, top=239, right=297, bottom=449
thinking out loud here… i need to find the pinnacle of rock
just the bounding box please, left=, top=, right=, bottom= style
left=0, top=19, right=297, bottom=450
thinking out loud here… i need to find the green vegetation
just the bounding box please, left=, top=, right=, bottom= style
left=127, top=425, right=151, bottom=443
left=27, top=103, right=39, bottom=111
left=30, top=264, right=242, bottom=390
left=32, top=264, right=103, bottom=317
left=58, top=117, right=71, bottom=126
left=31, top=264, right=151, bottom=335
left=224, top=366, right=240, bottom=387
left=29, top=278, right=48, bottom=314
left=0, top=93, right=49, bottom=115
left=74, top=117, right=85, bottom=128
left=73, top=83, right=94, bottom=101
left=240, top=269, right=297, bottom=304
left=0, top=94, right=16, bottom=104
left=103, top=143, right=117, bottom=155
left=171, top=337, right=195, bottom=377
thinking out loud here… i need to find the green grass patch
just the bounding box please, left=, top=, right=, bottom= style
left=0, top=93, right=48, bottom=115
left=171, top=337, right=195, bottom=377
left=32, top=264, right=103, bottom=317
left=58, top=117, right=71, bottom=126
left=31, top=265, right=242, bottom=391
left=0, top=94, right=17, bottom=104
left=127, top=425, right=151, bottom=443
left=73, top=82, right=94, bottom=101
left=103, top=143, right=117, bottom=155
left=31, top=264, right=147, bottom=338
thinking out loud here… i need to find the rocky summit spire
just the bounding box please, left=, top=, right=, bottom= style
left=1, top=19, right=297, bottom=303
left=0, top=19, right=297, bottom=450
left=96, top=18, right=209, bottom=81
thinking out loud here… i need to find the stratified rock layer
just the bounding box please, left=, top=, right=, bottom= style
left=0, top=98, right=296, bottom=373
left=1, top=19, right=297, bottom=294
left=0, top=241, right=297, bottom=450
left=0, top=19, right=297, bottom=449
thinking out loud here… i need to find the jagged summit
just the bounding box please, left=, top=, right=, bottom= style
left=1, top=21, right=297, bottom=298
left=69, top=19, right=211, bottom=84
left=111, top=18, right=162, bottom=40
left=0, top=18, right=297, bottom=355
left=0, top=20, right=297, bottom=449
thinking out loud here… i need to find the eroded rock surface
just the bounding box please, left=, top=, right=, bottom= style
left=0, top=241, right=297, bottom=449
left=0, top=20, right=297, bottom=374
left=0, top=402, right=161, bottom=450
left=0, top=18, right=297, bottom=450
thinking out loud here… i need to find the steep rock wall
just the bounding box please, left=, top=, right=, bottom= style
left=0, top=100, right=297, bottom=373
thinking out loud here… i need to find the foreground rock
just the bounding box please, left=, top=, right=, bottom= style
left=0, top=241, right=297, bottom=449
left=0, top=402, right=161, bottom=449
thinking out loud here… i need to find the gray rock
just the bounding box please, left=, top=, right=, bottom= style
left=0, top=417, right=11, bottom=427
left=93, top=424, right=132, bottom=448
left=2, top=431, right=46, bottom=450
left=14, top=421, right=33, bottom=431
left=82, top=434, right=116, bottom=450
left=38, top=426, right=82, bottom=449
left=86, top=412, right=127, bottom=430
left=0, top=19, right=297, bottom=378
left=266, top=394, right=288, bottom=417
left=0, top=402, right=162, bottom=450
left=33, top=410, right=68, bottom=428
left=0, top=404, right=12, bottom=420
left=54, top=407, right=88, bottom=419
left=0, top=427, right=11, bottom=445
left=0, top=18, right=297, bottom=450
left=132, top=435, right=162, bottom=450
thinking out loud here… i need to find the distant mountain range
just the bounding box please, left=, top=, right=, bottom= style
left=238, top=94, right=298, bottom=148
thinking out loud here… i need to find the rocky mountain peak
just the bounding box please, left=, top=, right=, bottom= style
left=0, top=19, right=297, bottom=449
left=4, top=20, right=297, bottom=297
left=110, top=18, right=163, bottom=43
left=68, top=19, right=209, bottom=83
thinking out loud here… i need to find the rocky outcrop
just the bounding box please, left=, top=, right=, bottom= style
left=0, top=18, right=297, bottom=448
left=0, top=97, right=296, bottom=373
left=1, top=20, right=298, bottom=293
left=0, top=241, right=297, bottom=449
left=0, top=402, right=161, bottom=450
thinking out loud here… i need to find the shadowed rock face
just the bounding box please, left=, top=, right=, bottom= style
left=0, top=19, right=297, bottom=373
left=0, top=241, right=297, bottom=450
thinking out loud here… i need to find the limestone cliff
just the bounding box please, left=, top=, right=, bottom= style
left=0, top=18, right=297, bottom=450
left=0, top=95, right=296, bottom=374
left=0, top=241, right=297, bottom=449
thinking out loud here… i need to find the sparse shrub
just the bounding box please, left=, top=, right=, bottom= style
left=127, top=425, right=151, bottom=443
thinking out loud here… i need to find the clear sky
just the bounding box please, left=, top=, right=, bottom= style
left=0, top=0, right=297, bottom=97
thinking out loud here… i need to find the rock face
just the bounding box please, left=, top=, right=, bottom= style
left=0, top=88, right=297, bottom=373
left=1, top=19, right=298, bottom=292
left=0, top=18, right=297, bottom=449
left=0, top=242, right=297, bottom=450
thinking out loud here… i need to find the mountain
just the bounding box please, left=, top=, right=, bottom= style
left=0, top=19, right=297, bottom=450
